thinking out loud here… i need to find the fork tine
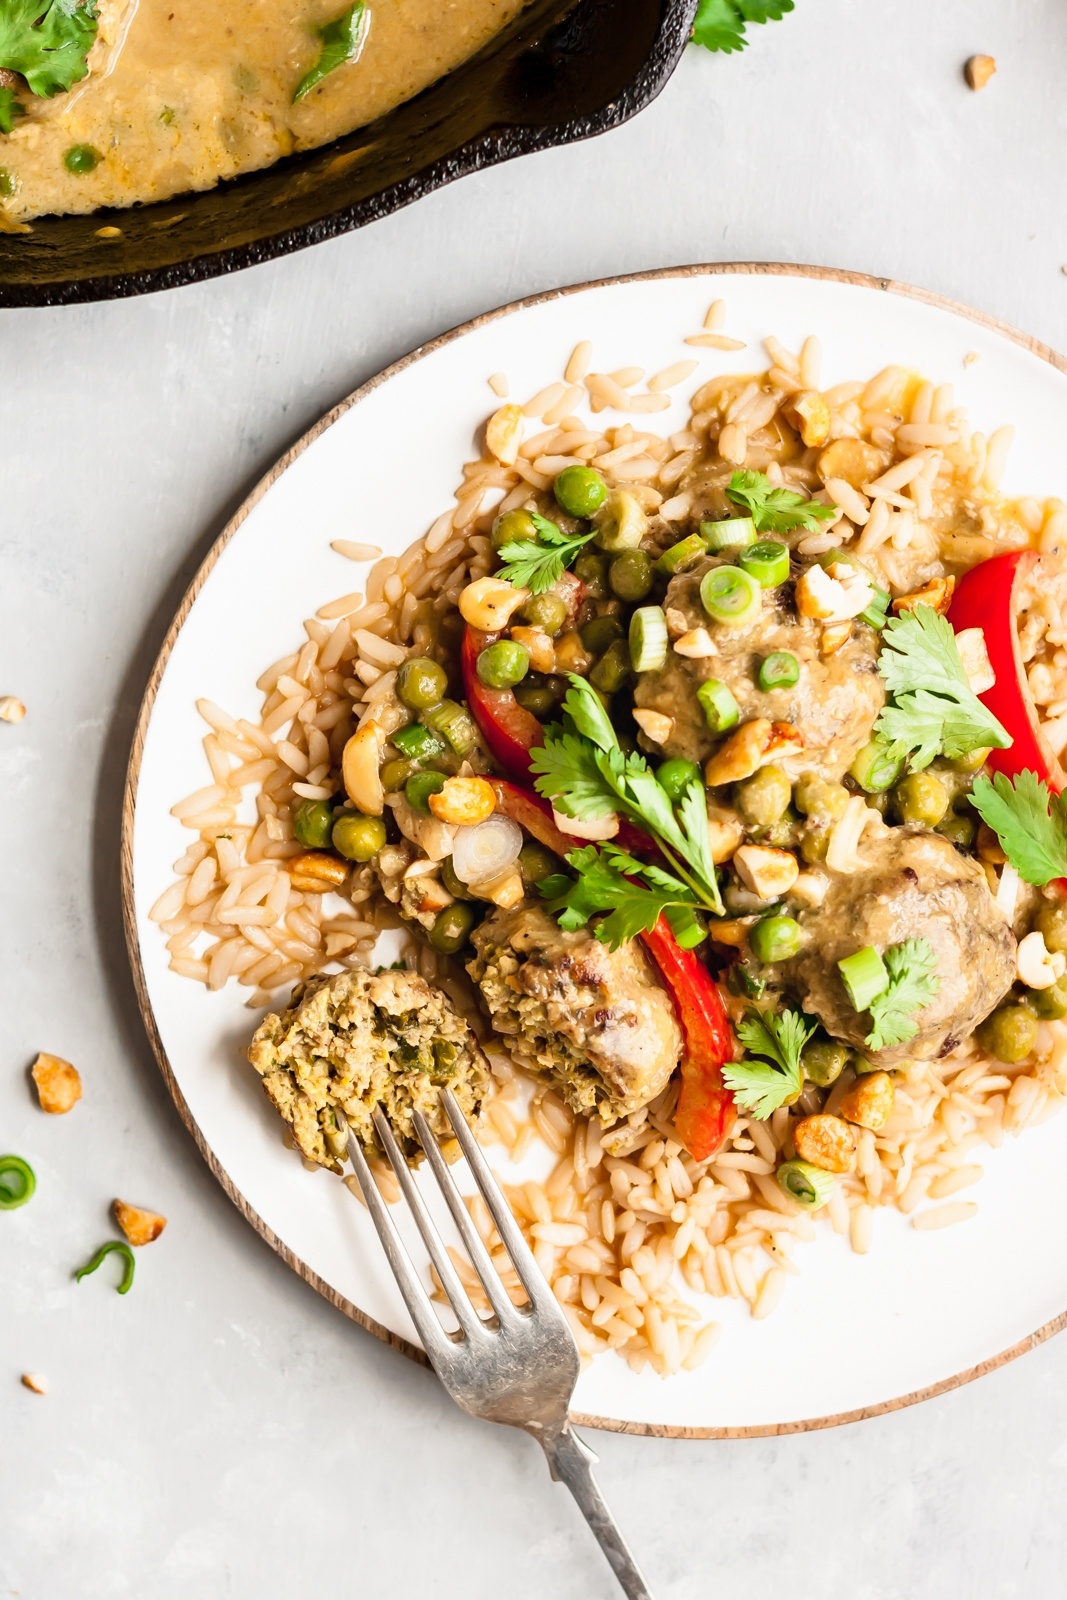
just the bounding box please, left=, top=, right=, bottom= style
left=371, top=1109, right=490, bottom=1344
left=343, top=1128, right=457, bottom=1359
left=412, top=1107, right=524, bottom=1326
left=440, top=1088, right=561, bottom=1315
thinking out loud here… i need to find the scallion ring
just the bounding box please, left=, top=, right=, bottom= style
left=696, top=677, right=740, bottom=734
left=757, top=651, right=800, bottom=692
left=777, top=1159, right=836, bottom=1209
left=738, top=539, right=790, bottom=588
left=699, top=565, right=762, bottom=628
left=629, top=605, right=668, bottom=673
left=0, top=1155, right=36, bottom=1210
left=75, top=1240, right=136, bottom=1295
left=655, top=532, right=707, bottom=577
left=701, top=516, right=756, bottom=552
left=838, top=945, right=890, bottom=1013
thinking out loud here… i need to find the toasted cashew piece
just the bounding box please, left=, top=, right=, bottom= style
left=794, top=1114, right=856, bottom=1173
left=633, top=709, right=674, bottom=746
left=485, top=404, right=524, bottom=465
left=31, top=1053, right=82, bottom=1115
left=705, top=719, right=803, bottom=786
left=459, top=576, right=530, bottom=632
left=732, top=844, right=800, bottom=900
left=838, top=1072, right=895, bottom=1132
left=114, top=1199, right=168, bottom=1247
left=1017, top=930, right=1067, bottom=990
left=892, top=575, right=956, bottom=616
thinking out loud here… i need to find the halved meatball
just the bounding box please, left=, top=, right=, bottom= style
left=467, top=905, right=682, bottom=1122
left=633, top=557, right=884, bottom=781
left=786, top=827, right=1017, bottom=1066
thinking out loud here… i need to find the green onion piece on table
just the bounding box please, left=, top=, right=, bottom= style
left=838, top=945, right=890, bottom=1012
left=0, top=1155, right=36, bottom=1210
left=697, top=677, right=740, bottom=733
left=777, top=1159, right=836, bottom=1209
left=738, top=539, right=790, bottom=589
left=629, top=605, right=668, bottom=672
left=699, top=565, right=762, bottom=627
left=701, top=516, right=756, bottom=551
left=655, top=532, right=707, bottom=576
left=757, top=651, right=800, bottom=692
left=75, top=1240, right=136, bottom=1294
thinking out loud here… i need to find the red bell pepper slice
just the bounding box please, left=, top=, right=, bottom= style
left=461, top=626, right=543, bottom=781
left=488, top=778, right=736, bottom=1161
left=948, top=548, right=1066, bottom=792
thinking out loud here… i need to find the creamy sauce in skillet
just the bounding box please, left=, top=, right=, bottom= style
left=0, top=0, right=525, bottom=222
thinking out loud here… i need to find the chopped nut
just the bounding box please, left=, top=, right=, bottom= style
left=705, top=917, right=751, bottom=947
left=485, top=403, right=524, bottom=465
left=21, top=1373, right=47, bottom=1395
left=113, top=1199, right=167, bottom=1247
left=955, top=626, right=996, bottom=694
left=765, top=721, right=805, bottom=763
left=892, top=575, right=956, bottom=617
left=819, top=621, right=853, bottom=657
left=664, top=607, right=691, bottom=639
left=0, top=695, right=26, bottom=723
left=793, top=1113, right=856, bottom=1173
left=964, top=54, right=996, bottom=91
left=817, top=439, right=890, bottom=490
left=787, top=390, right=831, bottom=448
left=1016, top=929, right=1067, bottom=990
left=707, top=816, right=744, bottom=864
left=673, top=627, right=717, bottom=658
left=287, top=852, right=349, bottom=892
left=480, top=867, right=524, bottom=909
left=796, top=562, right=875, bottom=623
left=509, top=625, right=556, bottom=675
left=324, top=932, right=358, bottom=959
left=429, top=775, right=497, bottom=827
left=31, top=1053, right=82, bottom=1115
left=553, top=631, right=593, bottom=675
left=458, top=576, right=529, bottom=632
left=341, top=720, right=385, bottom=816
left=838, top=1072, right=895, bottom=1132
left=417, top=880, right=454, bottom=916
left=704, top=718, right=803, bottom=786
left=633, top=708, right=674, bottom=746
left=732, top=843, right=800, bottom=900
left=790, top=869, right=829, bottom=907
left=552, top=805, right=618, bottom=841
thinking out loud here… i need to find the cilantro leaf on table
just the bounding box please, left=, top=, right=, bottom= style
left=293, top=2, right=365, bottom=103
left=970, top=770, right=1067, bottom=886
left=0, top=0, right=98, bottom=98
left=725, top=469, right=836, bottom=534
left=539, top=844, right=703, bottom=950
left=692, top=0, right=794, bottom=53
left=874, top=605, right=1011, bottom=771
left=721, top=1008, right=816, bottom=1119
left=0, top=85, right=22, bottom=133
left=865, top=939, right=940, bottom=1051
left=496, top=513, right=596, bottom=595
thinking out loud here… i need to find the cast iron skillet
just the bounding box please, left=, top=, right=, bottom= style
left=0, top=0, right=696, bottom=308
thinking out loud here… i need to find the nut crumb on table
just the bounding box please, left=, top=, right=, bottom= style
left=113, top=1200, right=168, bottom=1247
left=964, top=54, right=996, bottom=90
left=30, top=1053, right=82, bottom=1115
left=0, top=695, right=26, bottom=723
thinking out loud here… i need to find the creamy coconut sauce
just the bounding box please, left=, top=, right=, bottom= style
left=0, top=0, right=525, bottom=222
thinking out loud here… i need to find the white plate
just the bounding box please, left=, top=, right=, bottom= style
left=124, top=264, right=1067, bottom=1437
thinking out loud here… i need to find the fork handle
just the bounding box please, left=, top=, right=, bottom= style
left=541, top=1425, right=655, bottom=1600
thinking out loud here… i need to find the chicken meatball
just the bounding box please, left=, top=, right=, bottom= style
left=634, top=557, right=885, bottom=781
left=786, top=826, right=1017, bottom=1067
left=467, top=905, right=682, bottom=1121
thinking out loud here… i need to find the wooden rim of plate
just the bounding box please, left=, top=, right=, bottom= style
left=121, top=261, right=1067, bottom=1438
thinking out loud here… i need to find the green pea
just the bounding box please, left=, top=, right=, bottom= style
left=554, top=466, right=608, bottom=519
left=799, top=826, right=830, bottom=864
left=292, top=799, right=335, bottom=849
left=440, top=857, right=474, bottom=899
left=1036, top=901, right=1067, bottom=955
left=793, top=774, right=849, bottom=825
left=573, top=551, right=608, bottom=598
left=936, top=812, right=977, bottom=849
left=951, top=746, right=992, bottom=774
left=608, top=549, right=653, bottom=603
left=397, top=656, right=448, bottom=711
left=405, top=770, right=447, bottom=815
left=749, top=914, right=802, bottom=963
left=735, top=765, right=791, bottom=828
left=428, top=901, right=479, bottom=954
left=518, top=842, right=560, bottom=885
left=801, top=1039, right=849, bottom=1087
left=581, top=614, right=625, bottom=655
left=380, top=758, right=416, bottom=794
left=589, top=639, right=631, bottom=695
left=331, top=813, right=386, bottom=863
left=1031, top=976, right=1067, bottom=1020
left=64, top=144, right=101, bottom=175
left=892, top=772, right=949, bottom=827
left=476, top=640, right=530, bottom=689
left=977, top=1003, right=1039, bottom=1065
left=522, top=592, right=567, bottom=636
left=656, top=758, right=702, bottom=803
left=514, top=674, right=566, bottom=716
left=491, top=508, right=539, bottom=551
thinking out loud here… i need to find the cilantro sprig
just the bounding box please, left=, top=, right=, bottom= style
left=725, top=469, right=837, bottom=535
left=293, top=2, right=365, bottom=102
left=540, top=844, right=707, bottom=951
left=721, top=1008, right=816, bottom=1119
left=874, top=606, right=1011, bottom=771
left=865, top=939, right=941, bottom=1051
left=496, top=512, right=596, bottom=595
left=0, top=0, right=98, bottom=98
left=692, top=0, right=794, bottom=54
left=970, top=770, right=1067, bottom=886
left=530, top=674, right=724, bottom=917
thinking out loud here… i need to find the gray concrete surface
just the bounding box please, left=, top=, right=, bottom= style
left=3, top=1, right=1067, bottom=1594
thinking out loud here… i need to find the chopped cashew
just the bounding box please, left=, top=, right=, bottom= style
left=0, top=696, right=26, bottom=723
left=794, top=1114, right=856, bottom=1173
left=31, top=1053, right=82, bottom=1115
left=509, top=625, right=556, bottom=675
left=113, top=1199, right=167, bottom=1247
left=1017, top=929, right=1067, bottom=990
left=788, top=390, right=831, bottom=448
left=705, top=718, right=802, bottom=787
left=732, top=844, right=800, bottom=900
left=819, top=621, right=853, bottom=657
left=839, top=1072, right=895, bottom=1132
left=796, top=561, right=874, bottom=623
left=429, top=776, right=497, bottom=827
left=485, top=404, right=524, bottom=465
left=673, top=627, right=717, bottom=658
left=892, top=575, right=956, bottom=616
left=480, top=867, right=525, bottom=909
left=459, top=576, right=530, bottom=632
left=707, top=816, right=744, bottom=864
left=955, top=627, right=996, bottom=694
left=287, top=852, right=349, bottom=892
left=964, top=54, right=996, bottom=90
left=552, top=806, right=618, bottom=841
left=21, top=1373, right=47, bottom=1395
left=633, top=708, right=674, bottom=745
left=341, top=720, right=385, bottom=816
left=817, top=439, right=889, bottom=490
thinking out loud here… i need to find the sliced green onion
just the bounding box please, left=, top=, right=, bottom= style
left=838, top=945, right=890, bottom=1012
left=777, top=1159, right=836, bottom=1209
left=849, top=736, right=905, bottom=794
left=655, top=532, right=707, bottom=576
left=697, top=677, right=740, bottom=733
left=75, top=1241, right=136, bottom=1295
left=757, top=651, right=800, bottom=692
left=392, top=722, right=446, bottom=761
left=0, top=1155, right=36, bottom=1210
left=701, top=516, right=756, bottom=551
left=629, top=605, right=668, bottom=672
left=421, top=699, right=476, bottom=757
left=860, top=586, right=892, bottom=630
left=738, top=539, right=790, bottom=588
left=700, top=565, right=763, bottom=627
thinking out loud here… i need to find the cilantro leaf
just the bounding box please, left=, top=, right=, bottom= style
left=0, top=0, right=98, bottom=98
left=865, top=939, right=940, bottom=1051
left=293, top=2, right=365, bottom=103
left=496, top=512, right=596, bottom=595
left=722, top=1007, right=816, bottom=1119
left=539, top=844, right=702, bottom=949
left=691, top=0, right=793, bottom=52
left=874, top=606, right=1012, bottom=770
left=527, top=726, right=620, bottom=823
left=0, top=85, right=23, bottom=133
left=725, top=469, right=836, bottom=534
left=970, top=770, right=1067, bottom=886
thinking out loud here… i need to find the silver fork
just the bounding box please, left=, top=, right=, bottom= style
left=342, top=1089, right=654, bottom=1600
